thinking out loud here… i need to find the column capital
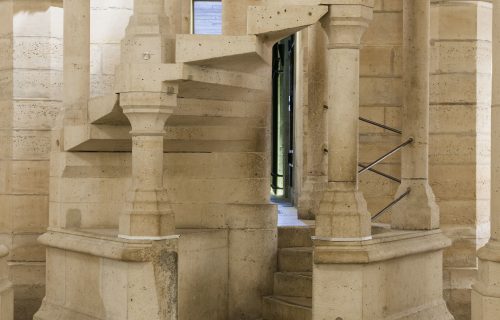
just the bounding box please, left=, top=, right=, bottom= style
left=321, top=0, right=374, bottom=48
left=120, top=90, right=177, bottom=135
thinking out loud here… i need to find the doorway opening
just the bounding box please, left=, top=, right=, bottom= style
left=271, top=35, right=296, bottom=204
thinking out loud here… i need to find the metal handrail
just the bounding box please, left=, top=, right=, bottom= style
left=357, top=164, right=401, bottom=183
left=371, top=188, right=411, bottom=221
left=359, top=117, right=402, bottom=135
left=356, top=117, right=413, bottom=221
left=358, top=138, right=413, bottom=175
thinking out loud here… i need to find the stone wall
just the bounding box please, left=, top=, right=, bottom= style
left=0, top=1, right=62, bottom=318
left=89, top=0, right=133, bottom=97
left=0, top=1, right=134, bottom=318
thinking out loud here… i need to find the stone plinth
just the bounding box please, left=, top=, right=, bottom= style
left=34, top=228, right=178, bottom=320
left=313, top=229, right=454, bottom=320
left=472, top=240, right=500, bottom=320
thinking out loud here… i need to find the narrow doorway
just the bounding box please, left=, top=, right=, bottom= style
left=271, top=35, right=295, bottom=203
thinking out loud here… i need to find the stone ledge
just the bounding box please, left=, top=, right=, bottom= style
left=313, top=229, right=451, bottom=264
left=38, top=227, right=178, bottom=262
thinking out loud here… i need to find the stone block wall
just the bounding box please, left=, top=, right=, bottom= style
left=358, top=0, right=403, bottom=219
left=89, top=0, right=132, bottom=97
left=0, top=1, right=132, bottom=319
left=0, top=1, right=62, bottom=319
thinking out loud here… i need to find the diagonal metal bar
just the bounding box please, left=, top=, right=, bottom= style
left=359, top=117, right=402, bottom=135
left=358, top=164, right=401, bottom=183
left=358, top=138, right=413, bottom=175
left=371, top=188, right=411, bottom=221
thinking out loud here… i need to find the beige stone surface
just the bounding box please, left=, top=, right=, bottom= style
left=313, top=230, right=453, bottom=320
left=2, top=0, right=499, bottom=319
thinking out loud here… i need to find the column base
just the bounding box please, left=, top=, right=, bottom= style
left=297, top=176, right=327, bottom=220
left=316, top=182, right=371, bottom=239
left=391, top=179, right=440, bottom=230
left=119, top=209, right=175, bottom=238
left=313, top=229, right=453, bottom=320
left=34, top=228, right=178, bottom=320
left=471, top=240, right=500, bottom=320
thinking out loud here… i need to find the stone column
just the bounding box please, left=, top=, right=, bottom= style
left=297, top=23, right=328, bottom=220
left=63, top=0, right=90, bottom=126
left=472, top=0, right=500, bottom=318
left=118, top=0, right=178, bottom=239
left=391, top=0, right=439, bottom=230
left=316, top=1, right=373, bottom=240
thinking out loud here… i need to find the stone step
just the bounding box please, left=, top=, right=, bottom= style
left=262, top=296, right=311, bottom=320
left=247, top=5, right=327, bottom=44
left=175, top=34, right=269, bottom=72
left=89, top=96, right=267, bottom=127
left=278, top=226, right=314, bottom=248
left=64, top=124, right=266, bottom=152
left=273, top=272, right=312, bottom=298
left=278, top=247, right=312, bottom=272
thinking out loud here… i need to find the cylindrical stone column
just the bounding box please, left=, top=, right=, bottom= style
left=118, top=100, right=176, bottom=239
left=472, top=1, right=500, bottom=318
left=391, top=0, right=439, bottom=230
left=491, top=0, right=500, bottom=243
left=117, top=0, right=178, bottom=239
left=63, top=0, right=90, bottom=126
left=316, top=1, right=373, bottom=240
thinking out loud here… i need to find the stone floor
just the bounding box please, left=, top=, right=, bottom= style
left=277, top=204, right=314, bottom=228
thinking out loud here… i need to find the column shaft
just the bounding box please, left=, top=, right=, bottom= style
left=327, top=49, right=359, bottom=183
left=63, top=0, right=90, bottom=125
left=401, top=0, right=429, bottom=179
left=492, top=0, right=500, bottom=241
left=131, top=135, right=164, bottom=191
left=391, top=0, right=439, bottom=230
left=117, top=0, right=177, bottom=239
left=472, top=3, right=500, bottom=318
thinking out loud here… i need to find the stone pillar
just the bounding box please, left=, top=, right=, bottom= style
left=391, top=0, right=439, bottom=230
left=316, top=1, right=373, bottom=240
left=63, top=0, right=90, bottom=126
left=472, top=1, right=500, bottom=318
left=297, top=23, right=328, bottom=220
left=117, top=0, right=178, bottom=239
